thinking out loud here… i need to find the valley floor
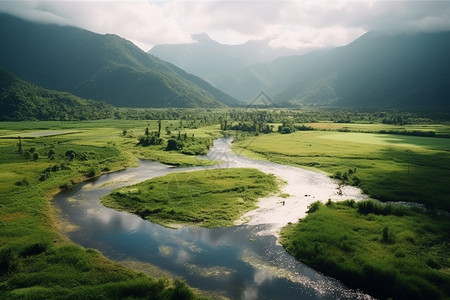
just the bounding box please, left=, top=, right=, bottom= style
left=0, top=116, right=449, bottom=299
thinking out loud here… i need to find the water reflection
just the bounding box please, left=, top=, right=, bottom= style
left=54, top=137, right=373, bottom=299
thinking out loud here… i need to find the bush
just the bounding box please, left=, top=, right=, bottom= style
left=307, top=201, right=321, bottom=213
left=15, top=178, right=29, bottom=186
left=65, top=150, right=76, bottom=160
left=166, top=139, right=183, bottom=151
left=85, top=167, right=98, bottom=178
left=47, top=149, right=55, bottom=158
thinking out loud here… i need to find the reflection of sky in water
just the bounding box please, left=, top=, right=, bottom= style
left=54, top=137, right=373, bottom=300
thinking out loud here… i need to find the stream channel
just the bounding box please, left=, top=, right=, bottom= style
left=54, top=137, right=373, bottom=299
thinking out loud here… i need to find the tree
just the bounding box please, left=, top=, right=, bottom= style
left=166, top=139, right=183, bottom=151
left=17, top=137, right=22, bottom=154
left=158, top=119, right=162, bottom=137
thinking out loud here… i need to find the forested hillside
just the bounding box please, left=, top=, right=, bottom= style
left=0, top=13, right=236, bottom=108
left=0, top=67, right=113, bottom=120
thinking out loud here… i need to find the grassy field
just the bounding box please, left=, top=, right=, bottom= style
left=305, top=121, right=450, bottom=136
left=233, top=130, right=450, bottom=211
left=280, top=200, right=450, bottom=299
left=232, top=125, right=450, bottom=299
left=1, top=117, right=449, bottom=299
left=0, top=120, right=221, bottom=299
left=102, top=168, right=279, bottom=228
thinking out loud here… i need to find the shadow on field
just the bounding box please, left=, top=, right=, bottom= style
left=371, top=147, right=450, bottom=211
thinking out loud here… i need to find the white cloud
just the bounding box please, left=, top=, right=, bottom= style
left=1, top=0, right=449, bottom=51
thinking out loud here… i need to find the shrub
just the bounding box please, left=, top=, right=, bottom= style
left=65, top=150, right=76, bottom=160
left=23, top=150, right=31, bottom=160
left=85, top=167, right=98, bottom=178
left=47, top=149, right=55, bottom=158
left=166, top=139, right=183, bottom=151
left=15, top=178, right=29, bottom=186
left=307, top=201, right=321, bottom=213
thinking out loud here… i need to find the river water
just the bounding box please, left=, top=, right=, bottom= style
left=54, top=137, right=372, bottom=299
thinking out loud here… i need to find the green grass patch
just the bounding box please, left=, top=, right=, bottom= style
left=280, top=200, right=450, bottom=300
left=102, top=168, right=279, bottom=228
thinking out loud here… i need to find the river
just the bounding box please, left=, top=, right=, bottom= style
left=54, top=137, right=373, bottom=300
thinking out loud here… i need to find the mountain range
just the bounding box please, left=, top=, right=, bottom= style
left=1, top=12, right=449, bottom=111
left=152, top=32, right=450, bottom=109
left=149, top=33, right=311, bottom=85
left=0, top=13, right=238, bottom=108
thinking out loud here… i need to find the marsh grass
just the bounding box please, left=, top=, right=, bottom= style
left=280, top=201, right=450, bottom=299
left=102, top=168, right=279, bottom=228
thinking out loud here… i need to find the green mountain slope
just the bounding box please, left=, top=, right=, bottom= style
left=214, top=32, right=450, bottom=109
left=0, top=67, right=113, bottom=121
left=0, top=13, right=235, bottom=108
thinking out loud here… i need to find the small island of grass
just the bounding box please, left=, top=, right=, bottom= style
left=102, top=168, right=279, bottom=228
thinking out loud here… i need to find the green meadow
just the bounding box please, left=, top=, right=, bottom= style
left=233, top=130, right=450, bottom=210
left=280, top=200, right=450, bottom=299
left=102, top=168, right=279, bottom=228
left=1, top=116, right=449, bottom=299
left=0, top=119, right=220, bottom=299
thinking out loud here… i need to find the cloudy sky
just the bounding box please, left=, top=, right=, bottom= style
left=0, top=1, right=449, bottom=52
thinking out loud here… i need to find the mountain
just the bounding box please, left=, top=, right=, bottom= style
left=0, top=13, right=237, bottom=108
left=149, top=33, right=311, bottom=85
left=0, top=67, right=113, bottom=121
left=206, top=32, right=450, bottom=109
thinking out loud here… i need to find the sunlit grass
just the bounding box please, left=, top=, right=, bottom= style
left=306, top=122, right=450, bottom=135
left=0, top=119, right=220, bottom=299
left=233, top=130, right=450, bottom=210
left=280, top=201, right=450, bottom=299
left=102, top=168, right=280, bottom=228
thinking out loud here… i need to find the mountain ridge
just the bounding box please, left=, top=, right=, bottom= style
left=212, top=31, right=450, bottom=109
left=0, top=13, right=237, bottom=108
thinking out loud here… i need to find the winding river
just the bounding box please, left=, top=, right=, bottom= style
left=54, top=137, right=373, bottom=300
